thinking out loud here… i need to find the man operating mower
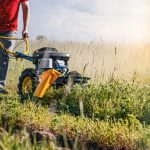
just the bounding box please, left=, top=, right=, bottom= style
left=0, top=0, right=30, bottom=94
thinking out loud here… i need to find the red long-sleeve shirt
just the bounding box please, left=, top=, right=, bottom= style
left=0, top=0, right=28, bottom=32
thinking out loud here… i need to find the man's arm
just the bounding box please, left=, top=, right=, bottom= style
left=21, top=1, right=30, bottom=38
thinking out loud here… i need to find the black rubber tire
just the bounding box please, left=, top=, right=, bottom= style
left=18, top=68, right=39, bottom=101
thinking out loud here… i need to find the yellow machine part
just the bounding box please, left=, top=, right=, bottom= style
left=34, top=69, right=62, bottom=98
left=22, top=77, right=33, bottom=95
left=0, top=36, right=29, bottom=56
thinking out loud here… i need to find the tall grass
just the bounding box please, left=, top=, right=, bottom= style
left=8, top=39, right=150, bottom=84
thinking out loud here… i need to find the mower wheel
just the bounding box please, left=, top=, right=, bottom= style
left=18, top=68, right=39, bottom=101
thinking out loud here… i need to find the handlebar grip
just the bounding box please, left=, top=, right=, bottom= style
left=23, top=33, right=29, bottom=39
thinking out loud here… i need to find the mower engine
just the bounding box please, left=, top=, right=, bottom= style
left=32, top=47, right=69, bottom=75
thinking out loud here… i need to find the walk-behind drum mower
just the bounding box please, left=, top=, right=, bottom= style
left=0, top=35, right=90, bottom=100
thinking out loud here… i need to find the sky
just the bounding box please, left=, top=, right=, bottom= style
left=18, top=0, right=150, bottom=42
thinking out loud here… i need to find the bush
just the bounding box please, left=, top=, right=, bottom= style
left=58, top=80, right=150, bottom=124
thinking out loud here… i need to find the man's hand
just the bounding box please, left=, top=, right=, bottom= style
left=22, top=29, right=28, bottom=38
left=21, top=1, right=30, bottom=39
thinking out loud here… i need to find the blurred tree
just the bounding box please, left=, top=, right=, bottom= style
left=36, top=35, right=48, bottom=41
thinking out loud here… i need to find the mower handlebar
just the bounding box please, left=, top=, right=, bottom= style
left=0, top=36, right=29, bottom=57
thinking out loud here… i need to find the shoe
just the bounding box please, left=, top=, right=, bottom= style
left=0, top=88, right=8, bottom=94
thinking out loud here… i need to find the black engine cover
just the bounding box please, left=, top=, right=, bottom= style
left=32, top=47, right=70, bottom=65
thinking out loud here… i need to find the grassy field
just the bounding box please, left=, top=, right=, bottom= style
left=1, top=39, right=150, bottom=149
